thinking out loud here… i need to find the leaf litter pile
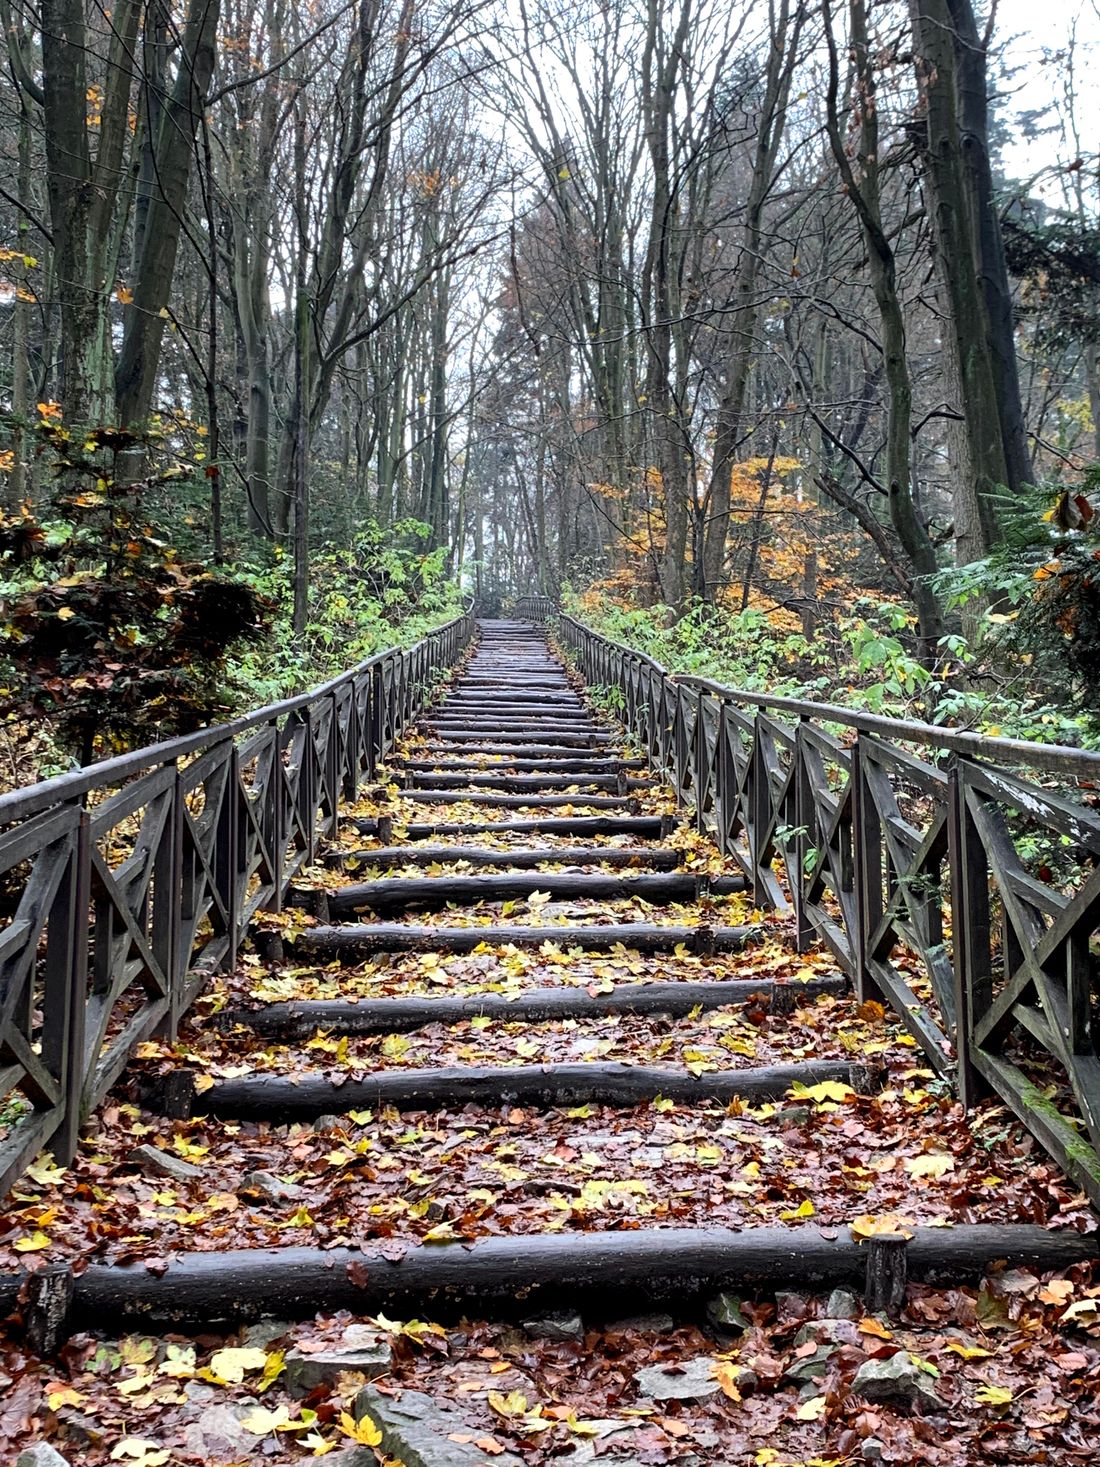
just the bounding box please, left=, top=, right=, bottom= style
left=3, top=631, right=1100, bottom=1465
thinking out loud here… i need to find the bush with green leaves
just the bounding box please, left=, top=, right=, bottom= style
left=0, top=424, right=270, bottom=766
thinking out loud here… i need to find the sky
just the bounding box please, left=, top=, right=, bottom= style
left=995, top=0, right=1100, bottom=195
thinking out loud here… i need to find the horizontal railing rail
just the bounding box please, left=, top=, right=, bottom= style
left=540, top=604, right=1100, bottom=1205
left=0, top=606, right=475, bottom=1192
left=513, top=594, right=556, bottom=623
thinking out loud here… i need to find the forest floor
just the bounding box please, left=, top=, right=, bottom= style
left=2, top=622, right=1099, bottom=1467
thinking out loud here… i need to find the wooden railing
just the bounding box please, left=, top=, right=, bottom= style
left=0, top=607, right=475, bottom=1192
left=553, top=610, right=1100, bottom=1205
left=514, top=595, right=556, bottom=622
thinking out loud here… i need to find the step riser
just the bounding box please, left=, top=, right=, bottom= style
left=294, top=922, right=755, bottom=956
left=328, top=872, right=745, bottom=917
left=350, top=815, right=675, bottom=839
left=226, top=975, right=848, bottom=1039
left=327, top=845, right=679, bottom=871
left=21, top=1227, right=1095, bottom=1332
left=174, top=1059, right=869, bottom=1122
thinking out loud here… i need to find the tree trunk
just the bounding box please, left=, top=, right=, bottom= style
left=115, top=0, right=222, bottom=426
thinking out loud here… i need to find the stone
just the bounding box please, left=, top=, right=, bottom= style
left=780, top=1344, right=837, bottom=1386
left=521, top=1311, right=584, bottom=1342
left=354, top=1384, right=524, bottom=1467
left=16, top=1447, right=71, bottom=1467
left=633, top=1358, right=753, bottom=1402
left=706, top=1292, right=749, bottom=1331
left=609, top=1311, right=675, bottom=1334
left=851, top=1353, right=942, bottom=1413
left=775, top=1105, right=812, bottom=1126
left=862, top=1440, right=886, bottom=1462
left=182, top=1399, right=260, bottom=1458
left=240, top=1169, right=303, bottom=1202
left=794, top=1319, right=858, bottom=1349
left=127, top=1144, right=203, bottom=1183
left=826, top=1288, right=861, bottom=1320
left=285, top=1332, right=392, bottom=1396
left=312, top=1113, right=344, bottom=1132
left=240, top=1318, right=291, bottom=1349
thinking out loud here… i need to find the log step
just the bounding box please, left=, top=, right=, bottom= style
left=429, top=731, right=612, bottom=748
left=16, top=1225, right=1096, bottom=1331
left=224, top=973, right=849, bottom=1039
left=327, top=844, right=681, bottom=871
left=350, top=815, right=675, bottom=840
left=401, top=772, right=651, bottom=792
left=328, top=871, right=745, bottom=917
left=393, top=757, right=647, bottom=773
left=152, top=1058, right=872, bottom=1122
left=391, top=791, right=639, bottom=808
left=294, top=921, right=758, bottom=956
left=418, top=741, right=623, bottom=759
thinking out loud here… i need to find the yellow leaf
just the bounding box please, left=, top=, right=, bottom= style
left=488, top=1389, right=529, bottom=1418
left=26, top=1153, right=67, bottom=1187
left=858, top=1317, right=893, bottom=1340
left=851, top=1214, right=914, bottom=1241
left=796, top=1394, right=827, bottom=1420
left=975, top=1385, right=1013, bottom=1406
left=779, top=1198, right=814, bottom=1220
left=116, top=284, right=134, bottom=304
left=788, top=1080, right=855, bottom=1104
left=422, top=1220, right=463, bottom=1242
left=945, top=1342, right=993, bottom=1360
left=259, top=1348, right=286, bottom=1391
left=905, top=1153, right=955, bottom=1180
left=712, top=1361, right=743, bottom=1401
left=207, top=1346, right=269, bottom=1383
left=110, top=1441, right=170, bottom=1467
left=47, top=1386, right=85, bottom=1410
left=57, top=607, right=75, bottom=621
left=14, top=1230, right=51, bottom=1252
left=339, top=1410, right=383, bottom=1446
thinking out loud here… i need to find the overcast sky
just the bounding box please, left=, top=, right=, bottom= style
left=995, top=0, right=1099, bottom=193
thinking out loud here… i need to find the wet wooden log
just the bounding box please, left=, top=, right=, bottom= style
left=393, top=757, right=647, bottom=773
left=224, top=973, right=849, bottom=1039
left=391, top=791, right=638, bottom=809
left=163, top=1058, right=871, bottom=1121
left=329, top=871, right=745, bottom=917
left=403, top=772, right=649, bottom=793
left=328, top=844, right=680, bottom=871
left=864, top=1234, right=909, bottom=1317
left=293, top=921, right=758, bottom=957
left=428, top=731, right=611, bottom=748
left=349, top=815, right=673, bottom=840
left=8, top=1226, right=1093, bottom=1333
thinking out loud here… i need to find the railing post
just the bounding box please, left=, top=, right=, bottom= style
left=852, top=735, right=883, bottom=1003
left=749, top=716, right=770, bottom=906
left=60, top=809, right=90, bottom=1156
left=947, top=757, right=987, bottom=1109
left=325, top=689, right=341, bottom=837
left=220, top=744, right=241, bottom=971
left=794, top=718, right=813, bottom=953
left=153, top=768, right=183, bottom=1038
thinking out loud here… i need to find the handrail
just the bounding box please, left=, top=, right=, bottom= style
left=546, top=600, right=1100, bottom=1207
left=0, top=604, right=476, bottom=1192
left=554, top=613, right=1100, bottom=777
